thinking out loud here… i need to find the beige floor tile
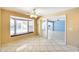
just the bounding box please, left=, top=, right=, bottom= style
left=1, top=36, right=79, bottom=52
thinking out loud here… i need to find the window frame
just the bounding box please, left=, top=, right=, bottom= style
left=28, top=20, right=34, bottom=32
left=10, top=17, right=34, bottom=37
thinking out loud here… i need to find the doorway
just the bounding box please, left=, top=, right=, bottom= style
left=41, top=16, right=66, bottom=44
left=47, top=16, right=66, bottom=44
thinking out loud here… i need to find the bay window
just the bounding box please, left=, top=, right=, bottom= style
left=10, top=16, right=34, bottom=36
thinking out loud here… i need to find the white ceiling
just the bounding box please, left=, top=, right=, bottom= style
left=2, top=7, right=74, bottom=16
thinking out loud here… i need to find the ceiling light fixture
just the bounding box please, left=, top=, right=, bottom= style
left=30, top=8, right=37, bottom=18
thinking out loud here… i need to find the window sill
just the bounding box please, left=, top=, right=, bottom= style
left=11, top=32, right=33, bottom=37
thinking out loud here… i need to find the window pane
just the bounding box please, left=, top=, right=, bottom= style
left=29, top=20, right=34, bottom=32
left=10, top=18, right=15, bottom=35
left=16, top=20, right=28, bottom=34
left=48, top=21, right=53, bottom=31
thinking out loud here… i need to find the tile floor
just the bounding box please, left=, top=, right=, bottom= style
left=1, top=36, right=79, bottom=52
